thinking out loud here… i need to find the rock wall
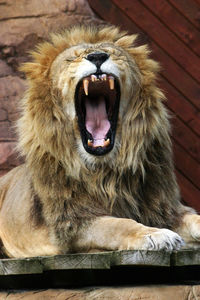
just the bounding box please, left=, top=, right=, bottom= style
left=0, top=0, right=103, bottom=176
left=1, top=286, right=200, bottom=299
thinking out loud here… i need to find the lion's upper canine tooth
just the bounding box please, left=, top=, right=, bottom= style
left=91, top=75, right=97, bottom=82
left=108, top=76, right=114, bottom=90
left=104, top=138, right=110, bottom=147
left=83, top=79, right=89, bottom=95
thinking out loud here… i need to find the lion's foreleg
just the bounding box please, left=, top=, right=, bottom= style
left=174, top=213, right=200, bottom=248
left=73, top=216, right=184, bottom=252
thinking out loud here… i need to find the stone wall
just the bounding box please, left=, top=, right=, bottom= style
left=0, top=0, right=103, bottom=176
left=1, top=286, right=200, bottom=299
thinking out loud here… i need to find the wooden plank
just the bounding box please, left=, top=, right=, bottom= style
left=161, top=80, right=200, bottom=137
left=41, top=251, right=170, bottom=270
left=176, top=170, right=200, bottom=212
left=0, top=257, right=43, bottom=275
left=151, top=43, right=200, bottom=110
left=88, top=0, right=200, bottom=110
left=172, top=117, right=200, bottom=163
left=41, top=253, right=111, bottom=270
left=112, top=0, right=200, bottom=83
left=142, top=0, right=200, bottom=57
left=168, top=0, right=200, bottom=30
left=171, top=249, right=200, bottom=266
left=189, top=115, right=200, bottom=136
left=173, top=142, right=200, bottom=190
left=88, top=0, right=149, bottom=45
left=113, top=250, right=170, bottom=267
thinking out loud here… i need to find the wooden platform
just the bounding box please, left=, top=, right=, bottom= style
left=0, top=249, right=200, bottom=289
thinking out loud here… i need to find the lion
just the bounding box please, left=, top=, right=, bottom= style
left=0, top=25, right=199, bottom=258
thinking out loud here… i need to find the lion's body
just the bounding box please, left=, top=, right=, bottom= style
left=0, top=25, right=199, bottom=258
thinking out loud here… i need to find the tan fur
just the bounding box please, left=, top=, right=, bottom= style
left=0, top=25, right=199, bottom=257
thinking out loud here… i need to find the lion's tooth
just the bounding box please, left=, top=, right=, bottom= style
left=101, top=74, right=107, bottom=81
left=104, top=138, right=110, bottom=147
left=88, top=139, right=93, bottom=147
left=91, top=75, right=97, bottom=82
left=83, top=79, right=89, bottom=95
left=108, top=76, right=114, bottom=90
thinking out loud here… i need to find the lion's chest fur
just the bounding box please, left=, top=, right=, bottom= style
left=31, top=165, right=178, bottom=239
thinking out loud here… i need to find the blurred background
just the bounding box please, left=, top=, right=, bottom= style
left=0, top=0, right=199, bottom=211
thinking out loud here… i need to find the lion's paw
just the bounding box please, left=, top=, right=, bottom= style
left=188, top=215, right=200, bottom=241
left=144, top=229, right=184, bottom=251
left=119, top=228, right=184, bottom=251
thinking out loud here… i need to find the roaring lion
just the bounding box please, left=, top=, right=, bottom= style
left=0, top=25, right=199, bottom=258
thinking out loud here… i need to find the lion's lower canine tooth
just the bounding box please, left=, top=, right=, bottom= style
left=88, top=139, right=93, bottom=147
left=104, top=138, right=110, bottom=147
left=108, top=76, right=114, bottom=90
left=83, top=79, right=89, bottom=95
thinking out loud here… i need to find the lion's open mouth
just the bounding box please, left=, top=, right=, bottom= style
left=75, top=73, right=120, bottom=156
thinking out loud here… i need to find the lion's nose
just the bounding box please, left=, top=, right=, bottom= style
left=86, top=52, right=110, bottom=68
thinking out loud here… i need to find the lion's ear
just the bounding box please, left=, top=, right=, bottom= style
left=115, top=34, right=138, bottom=48
left=19, top=39, right=66, bottom=81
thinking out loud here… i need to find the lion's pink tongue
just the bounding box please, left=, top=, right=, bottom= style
left=85, top=96, right=110, bottom=147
